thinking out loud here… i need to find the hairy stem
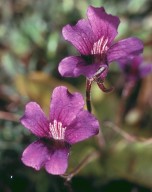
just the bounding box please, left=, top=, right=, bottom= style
left=86, top=79, right=93, bottom=113
left=86, top=79, right=106, bottom=149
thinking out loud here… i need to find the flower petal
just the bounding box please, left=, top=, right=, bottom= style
left=87, top=6, right=120, bottom=45
left=20, top=102, right=49, bottom=137
left=21, top=140, right=50, bottom=171
left=22, top=140, right=70, bottom=175
left=58, top=56, right=101, bottom=78
left=45, top=143, right=70, bottom=175
left=50, top=86, right=84, bottom=127
left=62, top=19, right=94, bottom=55
left=65, top=110, right=99, bottom=144
left=107, top=37, right=143, bottom=63
left=58, top=56, right=87, bottom=77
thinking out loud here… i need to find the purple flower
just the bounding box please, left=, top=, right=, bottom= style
left=58, top=6, right=143, bottom=86
left=20, top=86, right=99, bottom=175
left=118, top=55, right=152, bottom=81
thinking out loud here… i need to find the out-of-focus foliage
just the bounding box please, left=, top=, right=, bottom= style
left=0, top=0, right=152, bottom=192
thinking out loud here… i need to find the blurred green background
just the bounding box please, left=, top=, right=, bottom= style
left=0, top=0, right=152, bottom=191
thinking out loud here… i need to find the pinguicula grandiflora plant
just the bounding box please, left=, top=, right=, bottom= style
left=58, top=6, right=143, bottom=112
left=20, top=6, right=144, bottom=180
left=20, top=86, right=99, bottom=175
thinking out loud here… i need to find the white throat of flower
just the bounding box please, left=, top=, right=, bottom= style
left=91, top=37, right=108, bottom=55
left=49, top=120, right=66, bottom=140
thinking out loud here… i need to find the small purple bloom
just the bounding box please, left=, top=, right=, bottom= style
left=58, top=6, right=143, bottom=87
left=20, top=86, right=99, bottom=175
left=118, top=55, right=152, bottom=81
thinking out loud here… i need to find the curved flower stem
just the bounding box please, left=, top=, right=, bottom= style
left=86, top=79, right=106, bottom=149
left=86, top=79, right=93, bottom=113
left=61, top=150, right=100, bottom=182
left=97, top=82, right=114, bottom=93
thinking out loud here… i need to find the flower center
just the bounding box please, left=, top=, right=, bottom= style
left=91, top=37, right=108, bottom=55
left=49, top=120, right=66, bottom=140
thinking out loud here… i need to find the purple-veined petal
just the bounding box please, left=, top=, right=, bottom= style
left=50, top=86, right=84, bottom=127
left=45, top=143, right=70, bottom=175
left=107, top=37, right=143, bottom=63
left=65, top=110, right=99, bottom=144
left=22, top=140, right=70, bottom=175
left=58, top=56, right=87, bottom=77
left=58, top=56, right=105, bottom=78
left=87, top=6, right=120, bottom=45
left=21, top=140, right=50, bottom=171
left=76, top=62, right=108, bottom=79
left=62, top=19, right=94, bottom=55
left=20, top=102, right=49, bottom=137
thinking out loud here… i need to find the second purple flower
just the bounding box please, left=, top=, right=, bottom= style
left=58, top=6, right=143, bottom=90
